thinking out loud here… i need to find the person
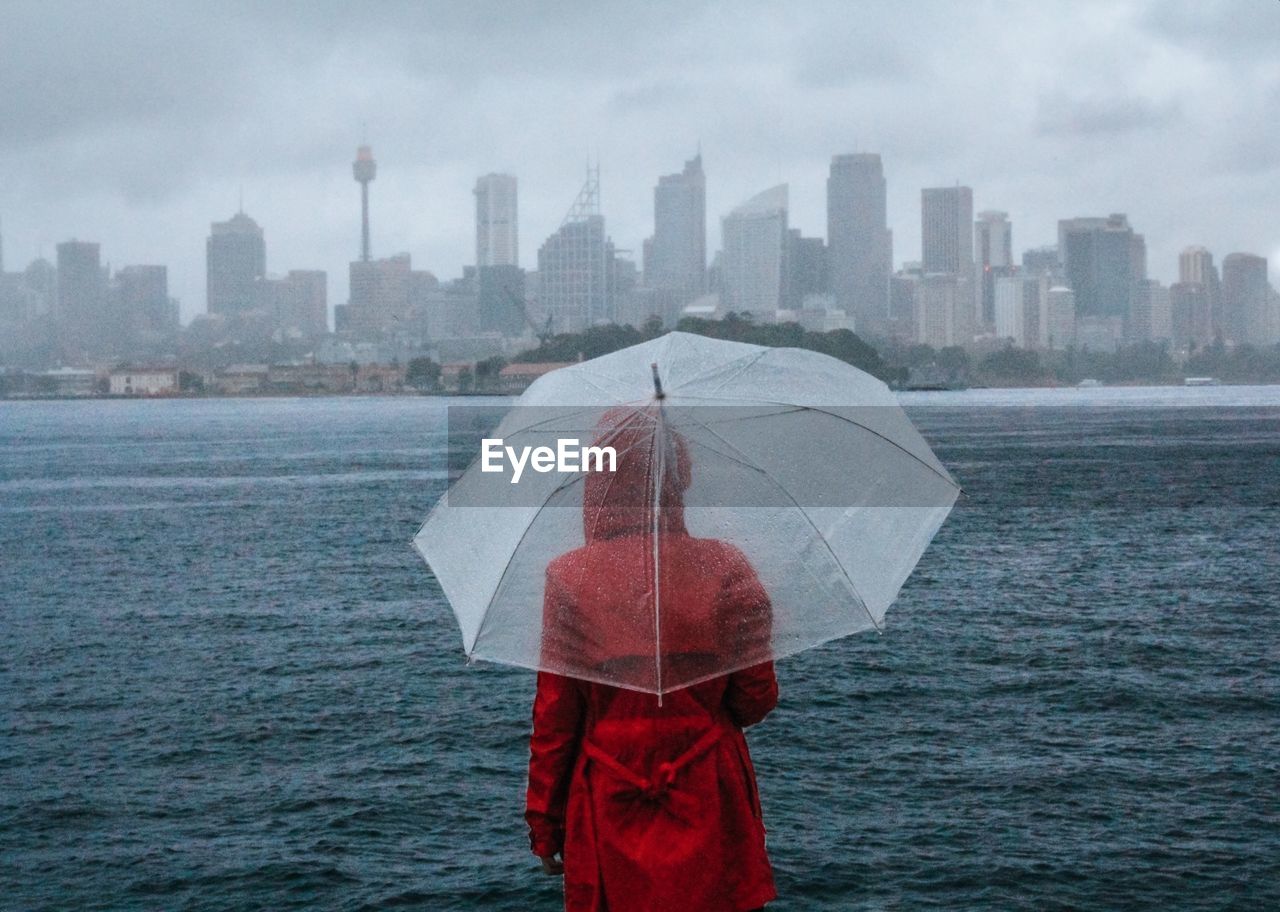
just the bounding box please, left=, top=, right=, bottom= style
left=526, top=407, right=778, bottom=911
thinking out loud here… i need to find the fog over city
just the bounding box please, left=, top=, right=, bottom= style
left=3, top=0, right=1278, bottom=322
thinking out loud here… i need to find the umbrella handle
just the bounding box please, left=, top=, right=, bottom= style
left=651, top=362, right=665, bottom=400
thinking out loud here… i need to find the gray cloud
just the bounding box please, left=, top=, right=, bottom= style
left=0, top=0, right=1277, bottom=321
left=1035, top=93, right=1182, bottom=137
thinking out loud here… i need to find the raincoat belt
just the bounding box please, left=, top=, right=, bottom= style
left=581, top=719, right=730, bottom=824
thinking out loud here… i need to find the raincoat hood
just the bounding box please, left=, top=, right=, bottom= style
left=582, top=405, right=690, bottom=543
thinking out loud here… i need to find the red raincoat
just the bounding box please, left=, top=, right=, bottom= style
left=526, top=410, right=778, bottom=911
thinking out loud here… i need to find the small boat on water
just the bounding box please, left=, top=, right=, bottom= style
left=1184, top=376, right=1220, bottom=386
left=1077, top=378, right=1103, bottom=388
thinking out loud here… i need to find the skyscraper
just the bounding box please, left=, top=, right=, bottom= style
left=537, top=168, right=616, bottom=332
left=1057, top=214, right=1146, bottom=323
left=475, top=173, right=519, bottom=268
left=114, top=265, right=176, bottom=346
left=342, top=254, right=412, bottom=337
left=1220, top=253, right=1269, bottom=346
left=921, top=186, right=974, bottom=275
left=645, top=154, right=706, bottom=306
left=206, top=212, right=266, bottom=316
left=55, top=240, right=107, bottom=356
left=974, top=211, right=1013, bottom=327
left=827, top=154, right=891, bottom=332
left=720, top=185, right=788, bottom=319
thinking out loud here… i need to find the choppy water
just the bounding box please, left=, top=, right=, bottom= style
left=2, top=391, right=1278, bottom=911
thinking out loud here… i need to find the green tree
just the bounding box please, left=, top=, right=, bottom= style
left=406, top=357, right=442, bottom=391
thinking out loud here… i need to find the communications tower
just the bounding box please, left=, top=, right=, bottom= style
left=352, top=145, right=377, bottom=262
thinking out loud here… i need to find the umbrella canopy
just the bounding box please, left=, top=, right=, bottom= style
left=414, top=331, right=958, bottom=695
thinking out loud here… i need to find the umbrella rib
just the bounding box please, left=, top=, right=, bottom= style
left=651, top=409, right=665, bottom=700
left=471, top=430, right=656, bottom=657
left=687, top=417, right=884, bottom=635
left=667, top=348, right=770, bottom=398
left=674, top=394, right=959, bottom=492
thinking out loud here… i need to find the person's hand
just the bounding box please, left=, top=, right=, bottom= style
left=539, top=853, right=564, bottom=876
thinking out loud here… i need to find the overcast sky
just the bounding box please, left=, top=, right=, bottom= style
left=2, top=0, right=1278, bottom=323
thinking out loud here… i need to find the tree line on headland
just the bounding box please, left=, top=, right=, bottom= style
left=404, top=314, right=1280, bottom=393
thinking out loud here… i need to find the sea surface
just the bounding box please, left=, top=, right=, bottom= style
left=2, top=389, right=1278, bottom=911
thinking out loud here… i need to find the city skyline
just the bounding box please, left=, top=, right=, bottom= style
left=2, top=1, right=1278, bottom=322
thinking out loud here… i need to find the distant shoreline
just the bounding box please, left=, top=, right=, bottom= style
left=5, top=381, right=1280, bottom=404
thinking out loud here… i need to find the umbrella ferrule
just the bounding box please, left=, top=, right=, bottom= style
left=650, top=362, right=666, bottom=400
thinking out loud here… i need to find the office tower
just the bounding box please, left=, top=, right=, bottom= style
left=206, top=211, right=266, bottom=315
left=537, top=167, right=617, bottom=332
left=1057, top=215, right=1146, bottom=323
left=56, top=240, right=103, bottom=319
left=994, top=274, right=1039, bottom=348
left=783, top=229, right=827, bottom=310
left=914, top=274, right=969, bottom=348
left=827, top=154, right=891, bottom=331
left=1170, top=282, right=1213, bottom=349
left=353, top=145, right=377, bottom=263
left=114, top=265, right=176, bottom=346
left=1220, top=253, right=1268, bottom=346
left=1022, top=245, right=1060, bottom=277
left=646, top=154, right=706, bottom=305
left=1130, top=278, right=1172, bottom=344
left=475, top=173, right=519, bottom=268
left=55, top=240, right=107, bottom=356
left=1178, top=246, right=1216, bottom=285
left=720, top=185, right=789, bottom=319
left=975, top=211, right=1013, bottom=327
left=257, top=269, right=328, bottom=338
left=889, top=272, right=918, bottom=339
left=342, top=253, right=412, bottom=336
left=1044, top=286, right=1077, bottom=350
left=922, top=186, right=974, bottom=275
left=1177, top=245, right=1223, bottom=336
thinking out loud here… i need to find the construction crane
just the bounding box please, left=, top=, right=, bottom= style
left=501, top=285, right=555, bottom=345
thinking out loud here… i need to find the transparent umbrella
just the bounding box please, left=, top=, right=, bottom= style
left=414, top=331, right=958, bottom=696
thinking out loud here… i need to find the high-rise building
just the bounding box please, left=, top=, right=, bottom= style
left=1170, top=282, right=1212, bottom=349
left=1044, top=286, right=1077, bottom=350
left=1022, top=245, right=1060, bottom=277
left=1130, top=278, right=1172, bottom=344
left=256, top=269, right=328, bottom=339
left=783, top=229, right=827, bottom=310
left=114, top=265, right=177, bottom=348
left=56, top=240, right=107, bottom=356
left=922, top=186, right=974, bottom=275
left=1220, top=253, right=1268, bottom=346
left=994, top=274, right=1039, bottom=348
left=341, top=253, right=412, bottom=337
left=720, top=185, right=789, bottom=318
left=645, top=154, right=705, bottom=306
left=1178, top=245, right=1221, bottom=337
left=537, top=168, right=616, bottom=332
left=56, top=240, right=104, bottom=319
left=975, top=211, right=1013, bottom=327
left=1057, top=215, right=1146, bottom=323
left=475, top=173, right=519, bottom=268
left=914, top=273, right=967, bottom=349
left=206, top=212, right=266, bottom=316
left=827, top=154, right=891, bottom=332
